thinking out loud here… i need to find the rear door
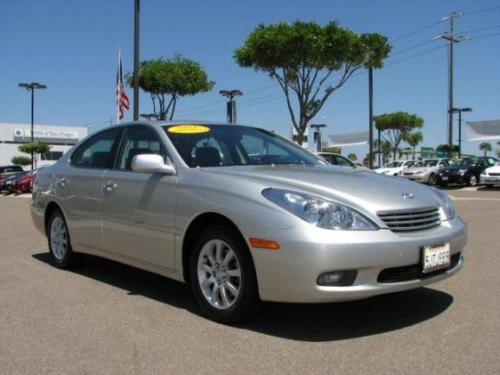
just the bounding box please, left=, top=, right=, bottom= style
left=56, top=127, right=123, bottom=252
left=101, top=126, right=176, bottom=270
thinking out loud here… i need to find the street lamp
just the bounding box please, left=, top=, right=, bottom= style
left=219, top=90, right=242, bottom=123
left=18, top=82, right=47, bottom=170
left=310, top=124, right=327, bottom=152
left=450, top=107, right=472, bottom=157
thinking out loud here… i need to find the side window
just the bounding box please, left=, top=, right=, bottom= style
left=334, top=156, right=352, bottom=167
left=71, top=128, right=122, bottom=169
left=117, top=127, right=165, bottom=170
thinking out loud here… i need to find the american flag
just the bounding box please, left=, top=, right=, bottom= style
left=116, top=50, right=130, bottom=122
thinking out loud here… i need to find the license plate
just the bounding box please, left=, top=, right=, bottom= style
left=441, top=176, right=449, bottom=181
left=422, top=243, right=450, bottom=273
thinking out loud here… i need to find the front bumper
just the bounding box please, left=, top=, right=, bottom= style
left=438, top=173, right=466, bottom=185
left=481, top=175, right=500, bottom=185
left=400, top=173, right=430, bottom=183
left=242, top=216, right=467, bottom=303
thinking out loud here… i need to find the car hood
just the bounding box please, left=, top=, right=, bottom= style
left=205, top=164, right=444, bottom=214
left=485, top=165, right=500, bottom=173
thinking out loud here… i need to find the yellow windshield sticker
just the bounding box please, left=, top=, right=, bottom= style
left=168, top=125, right=210, bottom=134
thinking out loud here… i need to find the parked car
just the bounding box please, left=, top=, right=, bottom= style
left=0, top=171, right=26, bottom=193
left=481, top=164, right=500, bottom=188
left=32, top=122, right=467, bottom=323
left=10, top=168, right=43, bottom=194
left=437, top=156, right=498, bottom=187
left=317, top=152, right=370, bottom=171
left=399, top=159, right=449, bottom=185
left=0, top=165, right=24, bottom=183
left=375, top=160, right=416, bottom=176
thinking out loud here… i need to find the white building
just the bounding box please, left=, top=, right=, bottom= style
left=0, top=122, right=88, bottom=168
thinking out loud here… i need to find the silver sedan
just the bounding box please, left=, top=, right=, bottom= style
left=31, top=121, right=467, bottom=323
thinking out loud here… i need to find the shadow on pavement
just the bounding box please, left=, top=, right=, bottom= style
left=32, top=252, right=453, bottom=342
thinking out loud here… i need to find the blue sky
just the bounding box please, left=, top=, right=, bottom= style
left=1, top=0, right=499, bottom=159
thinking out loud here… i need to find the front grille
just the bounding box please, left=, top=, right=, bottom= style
left=490, top=172, right=500, bottom=176
left=378, top=207, right=441, bottom=232
left=378, top=252, right=461, bottom=283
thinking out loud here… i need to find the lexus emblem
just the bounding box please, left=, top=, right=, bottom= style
left=401, top=192, right=415, bottom=200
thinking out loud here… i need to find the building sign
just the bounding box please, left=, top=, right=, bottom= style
left=14, top=128, right=80, bottom=142
left=420, top=147, right=434, bottom=158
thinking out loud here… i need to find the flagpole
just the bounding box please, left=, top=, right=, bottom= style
left=117, top=48, right=121, bottom=125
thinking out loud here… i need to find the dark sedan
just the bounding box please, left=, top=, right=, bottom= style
left=437, top=156, right=498, bottom=187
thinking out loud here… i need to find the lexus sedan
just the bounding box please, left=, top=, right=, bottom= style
left=32, top=122, right=467, bottom=323
left=375, top=160, right=416, bottom=176
left=399, top=159, right=449, bottom=185
left=481, top=164, right=500, bottom=187
left=437, top=156, right=498, bottom=187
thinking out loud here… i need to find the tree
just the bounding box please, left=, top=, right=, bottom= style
left=322, top=146, right=342, bottom=154
left=375, top=139, right=392, bottom=164
left=404, top=131, right=423, bottom=159
left=347, top=153, right=357, bottom=161
left=479, top=142, right=492, bottom=156
left=18, top=142, right=51, bottom=169
left=11, top=155, right=31, bottom=167
left=235, top=21, right=391, bottom=145
left=374, top=112, right=424, bottom=160
left=436, top=144, right=459, bottom=158
left=127, top=55, right=215, bottom=120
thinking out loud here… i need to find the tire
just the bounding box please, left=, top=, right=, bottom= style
left=189, top=226, right=262, bottom=323
left=467, top=174, right=478, bottom=187
left=47, top=210, right=84, bottom=269
left=428, top=173, right=437, bottom=186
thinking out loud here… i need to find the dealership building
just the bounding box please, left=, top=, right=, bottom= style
left=0, top=122, right=88, bottom=168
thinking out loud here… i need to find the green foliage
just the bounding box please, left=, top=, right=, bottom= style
left=11, top=155, right=32, bottom=166
left=436, top=144, right=459, bottom=158
left=18, top=142, right=51, bottom=155
left=322, top=146, right=342, bottom=154
left=235, top=20, right=391, bottom=144
left=479, top=142, right=492, bottom=156
left=127, top=55, right=215, bottom=120
left=375, top=139, right=392, bottom=164
left=375, top=112, right=424, bottom=160
left=347, top=153, right=357, bottom=161
left=403, top=131, right=423, bottom=159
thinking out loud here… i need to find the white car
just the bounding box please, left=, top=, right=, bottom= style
left=481, top=164, right=500, bottom=187
left=375, top=160, right=416, bottom=176
left=399, top=159, right=449, bottom=185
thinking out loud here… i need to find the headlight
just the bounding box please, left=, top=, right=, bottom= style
left=433, top=188, right=456, bottom=220
left=262, top=188, right=377, bottom=230
left=459, top=169, right=467, bottom=175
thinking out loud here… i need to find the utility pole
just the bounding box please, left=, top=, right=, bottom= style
left=450, top=107, right=472, bottom=158
left=133, top=0, right=140, bottom=121
left=368, top=66, right=374, bottom=169
left=434, top=11, right=467, bottom=152
left=219, top=90, right=242, bottom=123
left=18, top=82, right=47, bottom=171
left=310, top=124, right=327, bottom=152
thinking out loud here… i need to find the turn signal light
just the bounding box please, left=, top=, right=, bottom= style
left=249, top=237, right=280, bottom=250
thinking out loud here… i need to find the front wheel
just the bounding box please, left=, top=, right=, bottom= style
left=428, top=173, right=437, bottom=185
left=467, top=174, right=478, bottom=187
left=47, top=210, right=84, bottom=269
left=189, top=226, right=262, bottom=323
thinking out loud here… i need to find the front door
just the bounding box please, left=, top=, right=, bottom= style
left=101, top=126, right=176, bottom=270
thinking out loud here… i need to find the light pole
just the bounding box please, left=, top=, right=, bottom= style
left=310, top=124, right=327, bottom=152
left=18, top=82, right=47, bottom=171
left=133, top=0, right=140, bottom=121
left=434, top=11, right=467, bottom=149
left=450, top=107, right=472, bottom=158
left=368, top=66, right=374, bottom=169
left=219, top=90, right=242, bottom=123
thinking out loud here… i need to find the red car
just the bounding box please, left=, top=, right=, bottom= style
left=11, top=168, right=43, bottom=194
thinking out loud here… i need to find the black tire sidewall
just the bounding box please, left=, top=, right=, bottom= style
left=189, top=226, right=260, bottom=323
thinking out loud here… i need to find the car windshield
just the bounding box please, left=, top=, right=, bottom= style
left=423, top=160, right=438, bottom=167
left=455, top=158, right=477, bottom=167
left=164, top=124, right=323, bottom=168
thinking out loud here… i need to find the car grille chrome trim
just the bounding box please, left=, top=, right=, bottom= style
left=490, top=172, right=500, bottom=176
left=377, top=207, right=441, bottom=232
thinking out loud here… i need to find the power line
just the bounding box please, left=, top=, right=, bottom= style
left=462, top=5, right=500, bottom=16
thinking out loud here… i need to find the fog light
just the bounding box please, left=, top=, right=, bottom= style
left=317, top=270, right=357, bottom=286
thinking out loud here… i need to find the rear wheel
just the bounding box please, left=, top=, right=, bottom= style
left=47, top=210, right=84, bottom=268
left=189, top=226, right=262, bottom=323
left=467, top=174, right=478, bottom=187
left=428, top=173, right=437, bottom=185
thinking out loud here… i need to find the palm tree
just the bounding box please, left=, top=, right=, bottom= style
left=404, top=131, right=423, bottom=160
left=479, top=142, right=492, bottom=156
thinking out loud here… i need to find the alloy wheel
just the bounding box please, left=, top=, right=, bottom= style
left=50, top=216, right=68, bottom=261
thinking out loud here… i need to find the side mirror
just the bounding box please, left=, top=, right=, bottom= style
left=131, top=154, right=176, bottom=175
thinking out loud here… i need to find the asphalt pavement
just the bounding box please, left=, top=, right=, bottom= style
left=1, top=188, right=499, bottom=374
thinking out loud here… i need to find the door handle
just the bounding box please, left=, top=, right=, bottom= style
left=103, top=181, right=118, bottom=193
